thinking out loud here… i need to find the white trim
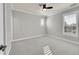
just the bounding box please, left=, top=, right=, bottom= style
left=12, top=9, right=43, bottom=17
left=11, top=4, right=14, bottom=44
left=6, top=4, right=14, bottom=55
left=48, top=34, right=79, bottom=45
left=12, top=34, right=44, bottom=42
left=4, top=4, right=14, bottom=55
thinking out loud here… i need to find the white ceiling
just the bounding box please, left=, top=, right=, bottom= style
left=12, top=3, right=79, bottom=16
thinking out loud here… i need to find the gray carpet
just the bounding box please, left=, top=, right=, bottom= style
left=9, top=36, right=54, bottom=55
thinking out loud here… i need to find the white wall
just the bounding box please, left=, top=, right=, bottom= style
left=0, top=4, right=4, bottom=55
left=0, top=4, right=3, bottom=45
left=13, top=11, right=45, bottom=40
left=47, top=6, right=79, bottom=54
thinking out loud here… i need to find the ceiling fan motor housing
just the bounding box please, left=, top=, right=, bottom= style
left=39, top=4, right=53, bottom=9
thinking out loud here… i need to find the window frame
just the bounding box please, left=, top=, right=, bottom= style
left=63, top=11, right=79, bottom=37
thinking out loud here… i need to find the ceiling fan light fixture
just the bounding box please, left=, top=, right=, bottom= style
left=43, top=8, right=47, bottom=11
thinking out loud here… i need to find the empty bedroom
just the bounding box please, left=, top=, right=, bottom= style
left=0, top=3, right=79, bottom=55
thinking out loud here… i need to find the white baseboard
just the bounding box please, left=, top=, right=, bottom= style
left=48, top=34, right=79, bottom=45
left=12, top=34, right=44, bottom=42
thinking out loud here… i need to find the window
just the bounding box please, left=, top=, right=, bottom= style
left=63, top=11, right=78, bottom=37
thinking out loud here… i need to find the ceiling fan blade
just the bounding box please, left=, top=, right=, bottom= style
left=46, top=7, right=53, bottom=9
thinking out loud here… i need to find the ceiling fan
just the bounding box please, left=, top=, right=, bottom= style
left=39, top=4, right=53, bottom=11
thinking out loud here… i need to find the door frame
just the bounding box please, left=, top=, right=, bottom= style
left=3, top=3, right=13, bottom=55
